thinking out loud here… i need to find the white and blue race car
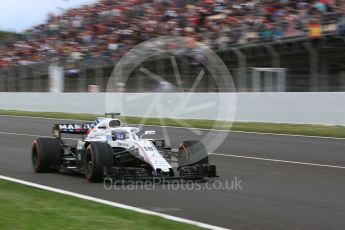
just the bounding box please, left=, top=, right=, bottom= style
left=31, top=113, right=217, bottom=182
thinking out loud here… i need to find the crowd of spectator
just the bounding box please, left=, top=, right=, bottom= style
left=0, top=0, right=344, bottom=69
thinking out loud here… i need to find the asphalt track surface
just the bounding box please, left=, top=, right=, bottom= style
left=1, top=116, right=345, bottom=230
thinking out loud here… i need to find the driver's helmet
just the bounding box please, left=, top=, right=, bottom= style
left=112, top=131, right=127, bottom=140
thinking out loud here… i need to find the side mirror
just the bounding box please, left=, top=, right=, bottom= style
left=145, top=130, right=155, bottom=135
left=140, top=130, right=156, bottom=139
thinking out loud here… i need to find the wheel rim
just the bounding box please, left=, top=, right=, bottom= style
left=87, top=160, right=93, bottom=172
left=32, top=150, right=38, bottom=167
left=86, top=150, right=93, bottom=174
left=32, top=141, right=40, bottom=170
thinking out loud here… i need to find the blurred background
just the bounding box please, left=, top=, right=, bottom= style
left=0, top=0, right=344, bottom=92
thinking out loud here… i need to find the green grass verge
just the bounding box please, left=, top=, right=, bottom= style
left=0, top=179, right=202, bottom=230
left=1, top=109, right=345, bottom=138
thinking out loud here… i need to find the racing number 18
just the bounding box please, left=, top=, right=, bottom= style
left=144, top=147, right=154, bottom=151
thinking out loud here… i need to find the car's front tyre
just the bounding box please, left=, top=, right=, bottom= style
left=85, top=142, right=114, bottom=182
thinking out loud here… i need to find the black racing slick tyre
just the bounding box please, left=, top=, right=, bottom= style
left=31, top=138, right=62, bottom=173
left=178, top=140, right=209, bottom=167
left=85, top=142, right=114, bottom=182
left=178, top=140, right=217, bottom=178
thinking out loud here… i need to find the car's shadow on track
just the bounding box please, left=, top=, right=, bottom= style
left=56, top=170, right=86, bottom=179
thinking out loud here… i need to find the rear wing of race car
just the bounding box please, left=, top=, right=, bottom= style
left=52, top=123, right=91, bottom=139
left=53, top=113, right=121, bottom=139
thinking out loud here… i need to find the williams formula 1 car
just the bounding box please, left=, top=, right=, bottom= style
left=31, top=113, right=217, bottom=182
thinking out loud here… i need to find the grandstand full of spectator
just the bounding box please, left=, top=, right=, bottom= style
left=0, top=0, right=344, bottom=70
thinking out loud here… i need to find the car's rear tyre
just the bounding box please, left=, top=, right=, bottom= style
left=32, top=138, right=62, bottom=173
left=178, top=140, right=209, bottom=167
left=85, top=142, right=114, bottom=182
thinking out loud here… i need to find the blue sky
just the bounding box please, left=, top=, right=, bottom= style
left=0, top=0, right=97, bottom=32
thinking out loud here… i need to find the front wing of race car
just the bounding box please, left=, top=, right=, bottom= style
left=104, top=164, right=217, bottom=182
left=104, top=139, right=218, bottom=182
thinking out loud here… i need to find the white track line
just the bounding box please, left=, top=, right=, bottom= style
left=141, top=124, right=345, bottom=140
left=210, top=153, right=345, bottom=169
left=0, top=131, right=344, bottom=169
left=0, top=131, right=78, bottom=141
left=1, top=114, right=345, bottom=140
left=0, top=175, right=228, bottom=230
left=0, top=114, right=86, bottom=122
